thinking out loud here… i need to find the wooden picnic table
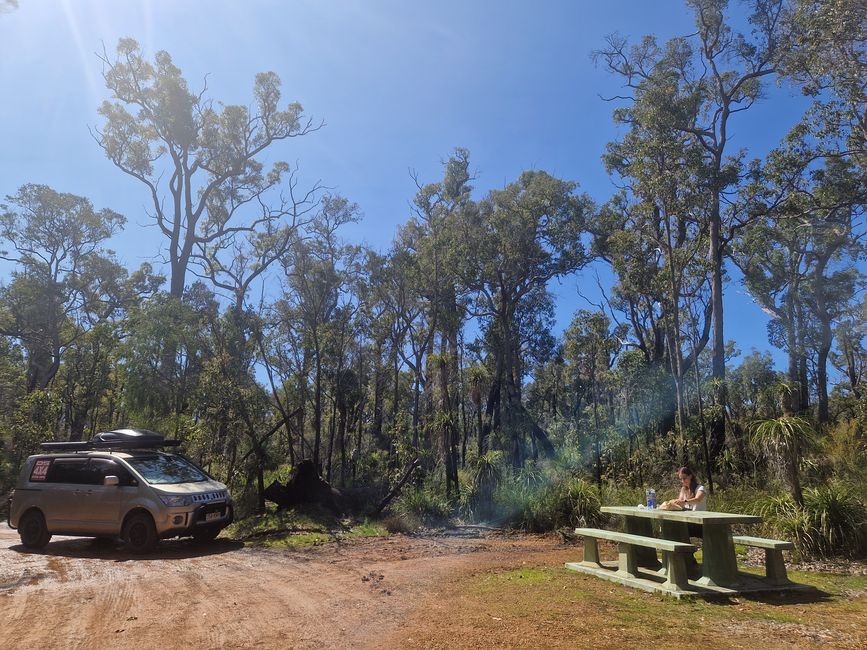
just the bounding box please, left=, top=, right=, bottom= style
left=601, top=506, right=762, bottom=588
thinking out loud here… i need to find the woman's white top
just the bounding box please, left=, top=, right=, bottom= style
left=679, top=484, right=707, bottom=510
left=690, top=485, right=707, bottom=511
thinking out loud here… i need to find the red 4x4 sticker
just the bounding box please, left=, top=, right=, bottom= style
left=30, top=459, right=52, bottom=481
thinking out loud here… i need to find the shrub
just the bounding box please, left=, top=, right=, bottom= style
left=468, top=451, right=504, bottom=520
left=393, top=486, right=451, bottom=529
left=821, top=419, right=867, bottom=489
left=758, top=483, right=867, bottom=558
left=497, top=475, right=602, bottom=532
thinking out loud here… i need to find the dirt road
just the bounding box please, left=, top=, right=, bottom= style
left=0, top=524, right=575, bottom=649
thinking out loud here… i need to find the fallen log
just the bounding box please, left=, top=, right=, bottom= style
left=372, top=457, right=420, bottom=515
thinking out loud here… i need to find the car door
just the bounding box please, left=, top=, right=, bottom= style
left=79, top=458, right=135, bottom=534
left=42, top=457, right=93, bottom=533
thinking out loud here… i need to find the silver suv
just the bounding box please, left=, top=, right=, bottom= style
left=7, top=429, right=233, bottom=553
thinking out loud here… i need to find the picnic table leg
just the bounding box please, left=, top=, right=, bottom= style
left=696, top=523, right=740, bottom=588
left=623, top=516, right=660, bottom=569
left=582, top=537, right=601, bottom=567
left=659, top=520, right=698, bottom=578
left=663, top=553, right=689, bottom=591
left=765, top=549, right=790, bottom=585
left=616, top=542, right=638, bottom=578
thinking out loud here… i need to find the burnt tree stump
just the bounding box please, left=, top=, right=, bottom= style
left=264, top=459, right=343, bottom=515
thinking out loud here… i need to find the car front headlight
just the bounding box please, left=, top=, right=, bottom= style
left=158, top=494, right=192, bottom=507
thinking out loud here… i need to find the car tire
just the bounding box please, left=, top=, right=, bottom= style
left=122, top=512, right=158, bottom=554
left=192, top=527, right=220, bottom=543
left=18, top=510, right=51, bottom=549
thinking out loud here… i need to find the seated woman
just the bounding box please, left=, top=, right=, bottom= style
left=674, top=466, right=707, bottom=511
left=665, top=466, right=707, bottom=540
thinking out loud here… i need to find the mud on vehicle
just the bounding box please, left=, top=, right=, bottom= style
left=7, top=428, right=233, bottom=553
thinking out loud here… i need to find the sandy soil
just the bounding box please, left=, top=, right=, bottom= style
left=0, top=525, right=575, bottom=649
left=1, top=525, right=864, bottom=649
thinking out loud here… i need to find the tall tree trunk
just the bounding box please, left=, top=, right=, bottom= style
left=372, top=340, right=384, bottom=449
left=814, top=254, right=834, bottom=424
left=313, top=339, right=323, bottom=470
left=785, top=288, right=802, bottom=414
left=709, top=191, right=727, bottom=461
left=338, top=402, right=348, bottom=487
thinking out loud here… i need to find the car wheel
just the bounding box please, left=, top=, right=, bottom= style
left=122, top=512, right=158, bottom=554
left=192, top=527, right=220, bottom=543
left=19, top=510, right=51, bottom=549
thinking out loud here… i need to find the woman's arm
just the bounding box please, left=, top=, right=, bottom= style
left=684, top=486, right=706, bottom=507
left=675, top=486, right=706, bottom=507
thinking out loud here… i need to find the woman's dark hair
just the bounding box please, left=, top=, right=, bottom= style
left=678, top=466, right=699, bottom=496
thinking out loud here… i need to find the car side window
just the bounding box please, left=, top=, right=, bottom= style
left=45, top=458, right=92, bottom=484
left=89, top=458, right=137, bottom=487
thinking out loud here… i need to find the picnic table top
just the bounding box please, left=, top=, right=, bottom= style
left=601, top=505, right=762, bottom=525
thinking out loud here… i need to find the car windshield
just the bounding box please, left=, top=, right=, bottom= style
left=125, top=454, right=208, bottom=485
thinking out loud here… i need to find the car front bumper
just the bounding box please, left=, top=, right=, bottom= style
left=155, top=501, right=234, bottom=538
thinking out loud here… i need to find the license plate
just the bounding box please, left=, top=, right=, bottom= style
left=205, top=511, right=222, bottom=522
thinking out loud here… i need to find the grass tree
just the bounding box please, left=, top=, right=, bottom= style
left=750, top=410, right=816, bottom=506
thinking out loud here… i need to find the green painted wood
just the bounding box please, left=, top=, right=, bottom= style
left=622, top=514, right=660, bottom=568
left=765, top=549, right=791, bottom=585
left=618, top=542, right=638, bottom=577
left=602, top=506, right=762, bottom=526
left=732, top=535, right=794, bottom=550
left=696, top=522, right=740, bottom=588
left=565, top=561, right=814, bottom=599
left=582, top=537, right=600, bottom=566
left=659, top=519, right=697, bottom=575
left=660, top=519, right=690, bottom=543
left=663, top=552, right=689, bottom=590
left=573, top=528, right=696, bottom=553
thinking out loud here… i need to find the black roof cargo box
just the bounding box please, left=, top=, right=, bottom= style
left=40, top=428, right=181, bottom=451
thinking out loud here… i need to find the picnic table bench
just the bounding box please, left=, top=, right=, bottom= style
left=566, top=506, right=806, bottom=597
left=575, top=527, right=696, bottom=590
left=732, top=535, right=794, bottom=585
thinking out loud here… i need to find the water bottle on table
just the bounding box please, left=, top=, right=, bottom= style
left=646, top=488, right=656, bottom=509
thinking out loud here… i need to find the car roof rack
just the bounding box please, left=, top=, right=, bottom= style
left=40, top=428, right=182, bottom=451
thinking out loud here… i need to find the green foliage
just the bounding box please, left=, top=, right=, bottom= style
left=9, top=390, right=60, bottom=464
left=225, top=505, right=387, bottom=548
left=495, top=471, right=602, bottom=532
left=819, top=419, right=867, bottom=489
left=597, top=483, right=646, bottom=511
left=758, top=483, right=867, bottom=558
left=392, top=486, right=452, bottom=529
left=465, top=451, right=504, bottom=520
left=750, top=415, right=816, bottom=504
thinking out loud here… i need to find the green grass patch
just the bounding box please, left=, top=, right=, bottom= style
left=785, top=569, right=867, bottom=595
left=225, top=506, right=388, bottom=549
left=478, top=567, right=554, bottom=588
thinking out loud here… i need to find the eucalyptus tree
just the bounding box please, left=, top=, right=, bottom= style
left=563, top=310, right=623, bottom=483
left=781, top=0, right=867, bottom=161
left=735, top=194, right=811, bottom=414
left=122, top=283, right=217, bottom=415
left=739, top=146, right=865, bottom=423
left=395, top=149, right=475, bottom=490
left=95, top=38, right=320, bottom=300
left=0, top=184, right=127, bottom=392
left=278, top=195, right=360, bottom=471
left=596, top=0, right=788, bottom=459
left=600, top=62, right=714, bottom=434
left=799, top=162, right=864, bottom=423
left=832, top=295, right=867, bottom=400
left=460, top=170, right=592, bottom=467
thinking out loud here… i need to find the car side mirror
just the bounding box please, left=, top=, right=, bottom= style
left=104, top=475, right=120, bottom=487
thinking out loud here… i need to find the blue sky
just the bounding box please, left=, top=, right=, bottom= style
left=0, top=1, right=819, bottom=367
